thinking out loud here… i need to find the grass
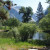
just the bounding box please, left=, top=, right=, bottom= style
left=0, top=38, right=45, bottom=50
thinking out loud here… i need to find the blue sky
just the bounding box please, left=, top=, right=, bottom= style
left=11, top=0, right=49, bottom=13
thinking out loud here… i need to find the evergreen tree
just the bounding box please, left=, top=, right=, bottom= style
left=36, top=2, right=44, bottom=23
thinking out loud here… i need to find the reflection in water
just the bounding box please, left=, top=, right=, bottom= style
left=33, top=32, right=50, bottom=40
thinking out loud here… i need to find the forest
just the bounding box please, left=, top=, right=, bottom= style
left=0, top=0, right=50, bottom=50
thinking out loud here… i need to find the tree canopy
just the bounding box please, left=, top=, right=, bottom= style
left=39, top=14, right=50, bottom=32
left=18, top=23, right=37, bottom=41
left=0, top=7, right=9, bottom=20
left=19, top=7, right=33, bottom=23
left=3, top=18, right=21, bottom=28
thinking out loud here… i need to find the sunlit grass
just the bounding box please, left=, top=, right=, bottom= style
left=0, top=26, right=10, bottom=30
left=0, top=38, right=45, bottom=49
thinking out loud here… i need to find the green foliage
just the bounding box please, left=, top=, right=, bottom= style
left=43, top=33, right=50, bottom=46
left=0, top=27, right=20, bottom=42
left=36, top=2, right=44, bottom=23
left=19, top=7, right=33, bottom=23
left=27, top=39, right=45, bottom=45
left=0, top=32, right=9, bottom=38
left=18, top=23, right=37, bottom=41
left=8, top=27, right=20, bottom=42
left=0, top=38, right=15, bottom=45
left=0, top=0, right=3, bottom=3
left=0, top=7, right=9, bottom=20
left=0, top=2, right=3, bottom=6
left=3, top=18, right=21, bottom=28
left=39, top=14, right=50, bottom=32
left=0, top=38, right=45, bottom=48
left=6, top=0, right=12, bottom=6
left=0, top=26, right=10, bottom=30
left=28, top=34, right=50, bottom=46
left=19, top=7, right=26, bottom=14
left=44, top=39, right=50, bottom=46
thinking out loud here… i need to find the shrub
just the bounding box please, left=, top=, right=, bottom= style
left=0, top=27, right=20, bottom=42
left=18, top=23, right=37, bottom=41
left=8, top=27, right=20, bottom=42
left=44, top=39, right=50, bottom=46
left=27, top=39, right=45, bottom=45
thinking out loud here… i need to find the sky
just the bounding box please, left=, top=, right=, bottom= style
left=11, top=0, right=49, bottom=13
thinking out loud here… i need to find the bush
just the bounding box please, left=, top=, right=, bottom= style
left=27, top=39, right=45, bottom=45
left=8, top=27, right=20, bottom=42
left=0, top=27, right=20, bottom=42
left=0, top=32, right=8, bottom=38
left=44, top=39, right=50, bottom=46
left=18, top=23, right=37, bottom=41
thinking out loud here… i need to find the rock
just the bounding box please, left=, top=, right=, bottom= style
left=28, top=49, right=38, bottom=50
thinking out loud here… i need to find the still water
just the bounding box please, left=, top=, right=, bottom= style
left=33, top=32, right=50, bottom=40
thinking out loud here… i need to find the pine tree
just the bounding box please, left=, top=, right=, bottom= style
left=36, top=2, right=44, bottom=23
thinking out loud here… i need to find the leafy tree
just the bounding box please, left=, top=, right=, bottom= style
left=3, top=18, right=21, bottom=28
left=6, top=0, right=12, bottom=6
left=36, top=2, right=44, bottom=23
left=18, top=23, right=37, bottom=41
left=4, top=0, right=13, bottom=10
left=39, top=14, right=50, bottom=32
left=8, top=27, right=20, bottom=42
left=0, top=7, right=9, bottom=20
left=19, top=7, right=33, bottom=23
left=0, top=2, right=3, bottom=6
left=0, top=7, right=9, bottom=29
